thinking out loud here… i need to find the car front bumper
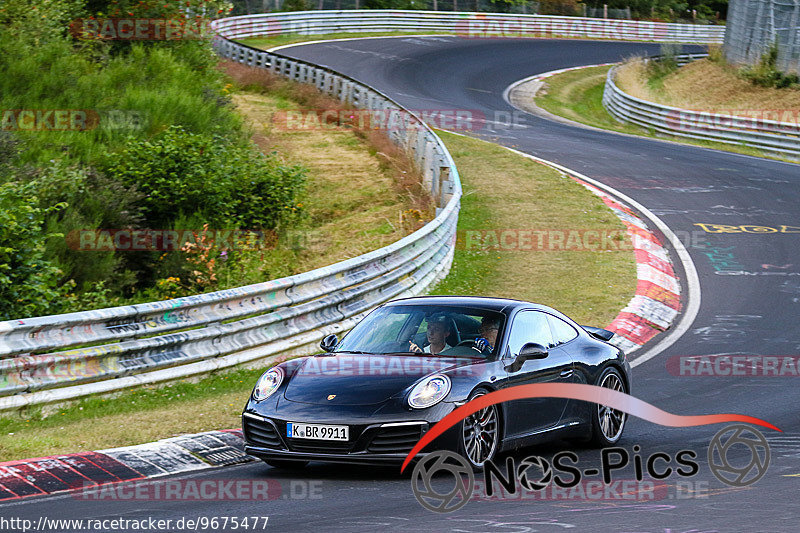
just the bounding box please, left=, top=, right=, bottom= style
left=242, top=411, right=460, bottom=466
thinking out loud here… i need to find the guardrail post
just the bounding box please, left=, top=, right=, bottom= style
left=340, top=81, right=352, bottom=104
left=330, top=77, right=338, bottom=99
left=413, top=127, right=425, bottom=160
left=439, top=166, right=453, bottom=207
left=425, top=141, right=437, bottom=197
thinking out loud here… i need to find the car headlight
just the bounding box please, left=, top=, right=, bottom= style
left=253, top=367, right=284, bottom=401
left=408, top=374, right=451, bottom=409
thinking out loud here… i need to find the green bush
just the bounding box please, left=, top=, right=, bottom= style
left=0, top=181, right=67, bottom=320
left=103, top=126, right=306, bottom=230
left=35, top=163, right=144, bottom=292
left=741, top=43, right=800, bottom=89
left=0, top=0, right=84, bottom=44
left=707, top=43, right=724, bottom=64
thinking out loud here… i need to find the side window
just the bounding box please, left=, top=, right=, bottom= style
left=548, top=315, right=578, bottom=345
left=506, top=311, right=554, bottom=355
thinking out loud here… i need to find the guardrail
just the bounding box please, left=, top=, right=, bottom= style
left=0, top=30, right=462, bottom=410
left=603, top=55, right=800, bottom=158
left=214, top=10, right=724, bottom=43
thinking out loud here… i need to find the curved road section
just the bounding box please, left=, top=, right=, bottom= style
left=8, top=37, right=800, bottom=532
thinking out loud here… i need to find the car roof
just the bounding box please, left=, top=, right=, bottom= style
left=384, top=295, right=558, bottom=315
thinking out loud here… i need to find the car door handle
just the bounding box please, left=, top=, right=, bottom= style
left=560, top=369, right=573, bottom=378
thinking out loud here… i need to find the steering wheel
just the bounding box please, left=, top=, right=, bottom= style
left=456, top=340, right=478, bottom=348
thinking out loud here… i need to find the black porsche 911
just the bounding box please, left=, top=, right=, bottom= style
left=242, top=296, right=631, bottom=470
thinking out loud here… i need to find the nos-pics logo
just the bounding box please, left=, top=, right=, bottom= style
left=411, top=424, right=770, bottom=513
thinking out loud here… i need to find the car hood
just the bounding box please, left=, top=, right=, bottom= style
left=283, top=353, right=467, bottom=405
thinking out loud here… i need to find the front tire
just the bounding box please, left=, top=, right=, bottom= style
left=589, top=367, right=627, bottom=447
left=458, top=388, right=501, bottom=470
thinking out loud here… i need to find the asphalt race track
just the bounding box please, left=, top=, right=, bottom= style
left=6, top=37, right=800, bottom=532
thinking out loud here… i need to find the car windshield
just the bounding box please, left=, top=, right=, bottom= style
left=335, top=304, right=506, bottom=357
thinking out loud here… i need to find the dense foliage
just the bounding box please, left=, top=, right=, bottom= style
left=579, top=1, right=727, bottom=20
left=0, top=0, right=306, bottom=319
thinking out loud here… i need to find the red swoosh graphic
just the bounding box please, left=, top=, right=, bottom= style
left=401, top=383, right=781, bottom=472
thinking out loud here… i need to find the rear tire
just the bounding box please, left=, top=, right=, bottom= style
left=589, top=367, right=627, bottom=447
left=263, top=459, right=309, bottom=470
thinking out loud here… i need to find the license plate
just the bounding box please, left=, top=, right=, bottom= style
left=287, top=422, right=349, bottom=441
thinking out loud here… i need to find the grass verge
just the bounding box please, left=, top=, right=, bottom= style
left=533, top=64, right=792, bottom=162
left=0, top=116, right=638, bottom=462
left=0, top=368, right=263, bottom=460
left=535, top=65, right=645, bottom=133
left=431, top=131, right=636, bottom=327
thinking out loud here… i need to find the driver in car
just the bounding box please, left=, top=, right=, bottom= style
left=409, top=314, right=453, bottom=355
left=473, top=316, right=500, bottom=354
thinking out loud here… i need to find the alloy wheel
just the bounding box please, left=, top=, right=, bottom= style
left=462, top=393, right=498, bottom=467
left=598, top=371, right=626, bottom=442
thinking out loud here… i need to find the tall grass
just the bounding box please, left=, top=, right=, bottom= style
left=0, top=36, right=243, bottom=166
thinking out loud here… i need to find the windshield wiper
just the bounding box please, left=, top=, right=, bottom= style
left=331, top=350, right=373, bottom=355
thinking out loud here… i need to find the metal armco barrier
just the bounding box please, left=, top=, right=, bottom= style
left=213, top=10, right=724, bottom=43
left=0, top=12, right=723, bottom=410
left=602, top=55, right=800, bottom=158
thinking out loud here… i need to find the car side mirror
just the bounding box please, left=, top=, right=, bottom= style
left=320, top=334, right=338, bottom=352
left=519, top=342, right=549, bottom=360
left=505, top=342, right=548, bottom=372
